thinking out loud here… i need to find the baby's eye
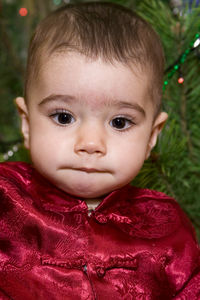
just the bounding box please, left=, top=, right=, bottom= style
left=50, top=111, right=75, bottom=125
left=110, top=117, right=134, bottom=130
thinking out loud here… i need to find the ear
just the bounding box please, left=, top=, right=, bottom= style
left=145, top=112, right=168, bottom=159
left=15, top=97, right=30, bottom=149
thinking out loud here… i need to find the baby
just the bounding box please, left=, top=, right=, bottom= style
left=0, top=2, right=200, bottom=299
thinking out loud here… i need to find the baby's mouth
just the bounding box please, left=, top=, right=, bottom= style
left=58, top=166, right=109, bottom=173
left=77, top=168, right=103, bottom=173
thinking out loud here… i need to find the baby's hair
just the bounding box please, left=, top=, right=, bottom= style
left=25, top=1, right=164, bottom=115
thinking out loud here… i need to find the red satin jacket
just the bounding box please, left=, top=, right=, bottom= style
left=0, top=162, right=200, bottom=299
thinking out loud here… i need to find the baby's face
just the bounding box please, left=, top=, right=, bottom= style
left=16, top=52, right=167, bottom=199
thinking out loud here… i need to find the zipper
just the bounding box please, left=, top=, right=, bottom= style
left=83, top=264, right=87, bottom=273
left=87, top=209, right=94, bottom=217
left=83, top=264, right=97, bottom=300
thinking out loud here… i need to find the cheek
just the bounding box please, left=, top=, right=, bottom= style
left=114, top=133, right=149, bottom=159
left=112, top=136, right=149, bottom=174
left=29, top=116, right=61, bottom=148
left=28, top=126, right=59, bottom=165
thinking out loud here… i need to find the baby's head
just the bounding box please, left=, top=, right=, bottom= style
left=16, top=2, right=168, bottom=199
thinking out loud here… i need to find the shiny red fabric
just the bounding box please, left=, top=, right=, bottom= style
left=0, top=162, right=200, bottom=299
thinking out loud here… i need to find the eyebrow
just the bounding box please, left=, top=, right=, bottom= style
left=39, top=94, right=146, bottom=117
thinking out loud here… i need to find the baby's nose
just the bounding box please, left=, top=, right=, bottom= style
left=74, top=123, right=106, bottom=156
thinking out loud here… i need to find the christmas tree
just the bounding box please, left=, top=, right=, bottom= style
left=1, top=0, right=200, bottom=238
left=132, top=0, right=200, bottom=239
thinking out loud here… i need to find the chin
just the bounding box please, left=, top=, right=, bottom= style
left=69, top=189, right=106, bottom=199
left=51, top=173, right=118, bottom=199
left=61, top=183, right=110, bottom=199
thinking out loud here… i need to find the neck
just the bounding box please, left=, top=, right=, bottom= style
left=84, top=198, right=103, bottom=211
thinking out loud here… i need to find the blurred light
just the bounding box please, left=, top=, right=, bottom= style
left=7, top=150, right=13, bottom=157
left=19, top=7, right=28, bottom=17
left=13, top=145, right=19, bottom=152
left=172, top=8, right=179, bottom=15
left=178, top=77, right=184, bottom=84
left=193, top=38, right=200, bottom=48
left=3, top=154, right=9, bottom=161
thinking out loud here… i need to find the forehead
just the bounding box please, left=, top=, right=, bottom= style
left=29, top=52, right=153, bottom=114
